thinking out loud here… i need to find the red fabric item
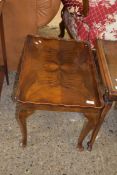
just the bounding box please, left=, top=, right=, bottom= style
left=62, top=0, right=117, bottom=48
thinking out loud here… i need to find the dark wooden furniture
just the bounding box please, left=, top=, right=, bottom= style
left=96, top=40, right=117, bottom=101
left=15, top=35, right=114, bottom=151
left=0, top=0, right=9, bottom=97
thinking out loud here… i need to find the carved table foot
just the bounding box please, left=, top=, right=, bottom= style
left=77, top=143, right=84, bottom=152
left=87, top=141, right=92, bottom=151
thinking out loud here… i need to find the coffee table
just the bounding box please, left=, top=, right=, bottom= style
left=15, top=35, right=113, bottom=151
left=0, top=0, right=9, bottom=97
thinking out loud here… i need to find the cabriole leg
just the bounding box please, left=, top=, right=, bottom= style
left=87, top=103, right=112, bottom=151
left=16, top=105, right=34, bottom=147
left=77, top=111, right=99, bottom=151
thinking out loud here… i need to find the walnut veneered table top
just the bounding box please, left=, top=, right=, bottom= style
left=16, top=35, right=103, bottom=109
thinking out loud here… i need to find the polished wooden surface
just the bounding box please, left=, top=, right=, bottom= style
left=15, top=35, right=112, bottom=151
left=97, top=40, right=117, bottom=100
left=16, top=36, right=103, bottom=108
left=83, top=0, right=89, bottom=16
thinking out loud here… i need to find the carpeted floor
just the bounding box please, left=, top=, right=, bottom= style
left=0, top=26, right=117, bottom=175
